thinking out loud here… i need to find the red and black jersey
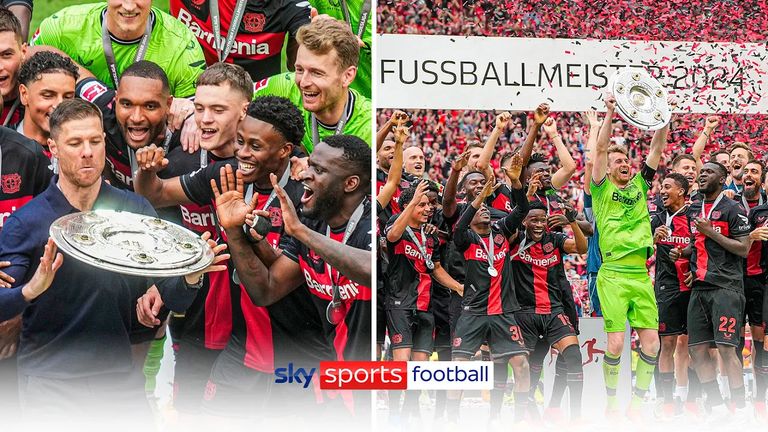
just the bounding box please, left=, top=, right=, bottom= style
left=690, top=196, right=750, bottom=291
left=0, top=97, right=23, bottom=129
left=485, top=183, right=514, bottom=214
left=170, top=0, right=309, bottom=81
left=161, top=147, right=233, bottom=350
left=748, top=203, right=768, bottom=276
left=650, top=206, right=693, bottom=293
left=384, top=216, right=442, bottom=312
left=76, top=78, right=184, bottom=191
left=453, top=192, right=528, bottom=315
left=282, top=199, right=372, bottom=361
left=510, top=231, right=569, bottom=314
left=0, top=127, right=52, bottom=231
left=181, top=161, right=332, bottom=371
left=735, top=194, right=765, bottom=276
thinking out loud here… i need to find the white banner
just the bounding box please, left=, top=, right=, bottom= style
left=377, top=34, right=768, bottom=114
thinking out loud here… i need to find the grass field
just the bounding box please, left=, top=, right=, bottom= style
left=30, top=0, right=170, bottom=42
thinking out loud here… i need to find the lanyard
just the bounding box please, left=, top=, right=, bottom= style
left=311, top=92, right=352, bottom=147
left=339, top=0, right=371, bottom=39
left=477, top=230, right=495, bottom=271
left=742, top=193, right=763, bottom=211
left=405, top=225, right=433, bottom=269
left=510, top=233, right=535, bottom=259
left=326, top=198, right=367, bottom=324
left=701, top=191, right=725, bottom=220
left=210, top=0, right=248, bottom=63
left=2, top=99, right=19, bottom=127
left=665, top=205, right=687, bottom=228
left=101, top=11, right=153, bottom=89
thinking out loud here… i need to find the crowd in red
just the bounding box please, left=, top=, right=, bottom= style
left=377, top=0, right=768, bottom=314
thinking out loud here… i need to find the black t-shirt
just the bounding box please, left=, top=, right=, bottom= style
left=650, top=206, right=693, bottom=294
left=453, top=194, right=527, bottom=315
left=690, top=196, right=750, bottom=291
left=485, top=183, right=514, bottom=214
left=182, top=162, right=332, bottom=370
left=384, top=216, right=442, bottom=312
left=282, top=199, right=372, bottom=361
left=0, top=127, right=53, bottom=231
left=77, top=78, right=182, bottom=191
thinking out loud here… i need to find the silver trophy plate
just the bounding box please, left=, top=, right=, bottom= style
left=609, top=69, right=671, bottom=131
left=50, top=210, right=214, bottom=277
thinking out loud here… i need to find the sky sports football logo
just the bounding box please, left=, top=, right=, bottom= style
left=274, top=361, right=493, bottom=390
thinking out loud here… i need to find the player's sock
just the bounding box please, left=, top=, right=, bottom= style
left=754, top=341, right=767, bottom=404
left=731, top=385, right=746, bottom=409
left=687, top=367, right=701, bottom=402
left=675, top=384, right=688, bottom=402
left=548, top=354, right=568, bottom=408
left=528, top=361, right=543, bottom=406
left=603, top=352, right=621, bottom=411
left=631, top=350, right=657, bottom=408
left=434, top=348, right=451, bottom=418
left=701, top=379, right=724, bottom=408
left=561, top=344, right=583, bottom=419
left=490, top=362, right=508, bottom=419
left=143, top=335, right=165, bottom=394
left=513, top=391, right=528, bottom=422
left=660, top=372, right=675, bottom=404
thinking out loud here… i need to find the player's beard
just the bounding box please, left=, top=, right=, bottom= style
left=302, top=183, right=343, bottom=221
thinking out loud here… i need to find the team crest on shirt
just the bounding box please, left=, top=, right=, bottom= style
left=494, top=234, right=505, bottom=245
left=243, top=12, right=266, bottom=32
left=1, top=173, right=21, bottom=194
left=269, top=207, right=283, bottom=227
left=452, top=337, right=462, bottom=347
left=190, top=0, right=206, bottom=6
left=391, top=334, right=403, bottom=344
left=648, top=202, right=658, bottom=212
left=711, top=211, right=721, bottom=219
left=426, top=237, right=435, bottom=248
left=543, top=242, right=554, bottom=253
left=550, top=200, right=560, bottom=209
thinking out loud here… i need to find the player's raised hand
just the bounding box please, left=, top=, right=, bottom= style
left=135, top=144, right=169, bottom=173
left=409, top=180, right=429, bottom=209
left=270, top=172, right=304, bottom=236
left=478, top=176, right=496, bottom=200
left=211, top=164, right=256, bottom=230
left=504, top=153, right=524, bottom=183
left=527, top=172, right=543, bottom=198
left=542, top=117, right=558, bottom=138
left=393, top=124, right=410, bottom=144
left=290, top=156, right=308, bottom=181
left=391, top=110, right=409, bottom=127
left=582, top=110, right=600, bottom=128
left=705, top=116, right=720, bottom=132
left=495, top=112, right=512, bottom=130
left=533, top=103, right=550, bottom=125
left=604, top=93, right=616, bottom=111
left=184, top=231, right=229, bottom=282
left=451, top=152, right=470, bottom=173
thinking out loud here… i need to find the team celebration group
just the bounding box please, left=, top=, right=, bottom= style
left=376, top=96, right=768, bottom=425
left=0, top=0, right=373, bottom=428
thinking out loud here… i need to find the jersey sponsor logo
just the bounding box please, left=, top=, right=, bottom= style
left=473, top=247, right=506, bottom=262
left=180, top=205, right=215, bottom=228
left=404, top=243, right=425, bottom=260
left=302, top=268, right=361, bottom=300
left=0, top=196, right=33, bottom=228
left=105, top=157, right=133, bottom=187
left=611, top=189, right=641, bottom=206
left=80, top=81, right=109, bottom=102
left=242, top=12, right=266, bottom=33
left=664, top=234, right=691, bottom=245
left=517, top=249, right=559, bottom=267
left=1, top=173, right=21, bottom=194
left=177, top=9, right=273, bottom=57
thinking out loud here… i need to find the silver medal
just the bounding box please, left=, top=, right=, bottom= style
left=426, top=260, right=435, bottom=270
left=488, top=267, right=498, bottom=277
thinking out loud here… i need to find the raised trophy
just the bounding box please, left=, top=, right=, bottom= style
left=50, top=210, right=214, bottom=277
left=609, top=69, right=671, bottom=130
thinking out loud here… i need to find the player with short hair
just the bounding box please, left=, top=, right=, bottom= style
left=253, top=18, right=371, bottom=154
left=0, top=6, right=26, bottom=127
left=681, top=161, right=751, bottom=417
left=650, top=173, right=695, bottom=417
left=590, top=94, right=666, bottom=417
